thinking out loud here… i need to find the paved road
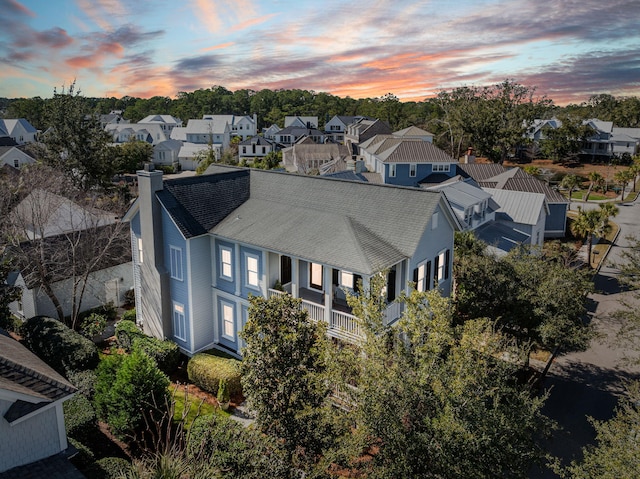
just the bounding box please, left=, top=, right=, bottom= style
left=530, top=194, right=640, bottom=478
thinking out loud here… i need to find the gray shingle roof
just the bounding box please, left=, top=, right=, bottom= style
left=0, top=335, right=76, bottom=423
left=481, top=168, right=568, bottom=203
left=209, top=168, right=442, bottom=274
left=157, top=169, right=250, bottom=238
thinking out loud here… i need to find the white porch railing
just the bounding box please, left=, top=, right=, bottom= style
left=301, top=299, right=325, bottom=322
left=330, top=310, right=361, bottom=342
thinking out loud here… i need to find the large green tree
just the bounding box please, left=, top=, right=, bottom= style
left=538, top=115, right=593, bottom=162
left=34, top=82, right=115, bottom=190
left=240, top=294, right=333, bottom=464
left=564, top=382, right=640, bottom=478
left=571, top=203, right=618, bottom=266
left=336, top=276, right=551, bottom=478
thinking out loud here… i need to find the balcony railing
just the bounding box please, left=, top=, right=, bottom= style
left=267, top=288, right=402, bottom=343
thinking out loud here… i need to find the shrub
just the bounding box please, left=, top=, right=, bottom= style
left=217, top=378, right=230, bottom=403
left=67, top=370, right=97, bottom=399
left=123, top=289, right=135, bottom=306
left=132, top=336, right=181, bottom=374
left=64, top=394, right=97, bottom=441
left=80, top=313, right=107, bottom=339
left=85, top=457, right=131, bottom=479
left=94, top=350, right=170, bottom=440
left=68, top=438, right=95, bottom=470
left=187, top=353, right=242, bottom=397
left=76, top=303, right=117, bottom=324
left=121, top=308, right=136, bottom=322
left=115, top=319, right=144, bottom=351
left=21, top=316, right=99, bottom=376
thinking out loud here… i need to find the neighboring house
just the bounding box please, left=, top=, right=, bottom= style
left=0, top=145, right=36, bottom=169
left=324, top=115, right=371, bottom=143
left=184, top=119, right=231, bottom=150
left=7, top=190, right=133, bottom=319
left=177, top=143, right=214, bottom=171
left=581, top=119, right=614, bottom=160
left=284, top=116, right=318, bottom=129
left=203, top=114, right=257, bottom=141
left=106, top=123, right=169, bottom=145
left=466, top=166, right=569, bottom=238
left=282, top=141, right=350, bottom=173
left=138, top=115, right=183, bottom=138
left=478, top=188, right=548, bottom=253
left=170, top=126, right=188, bottom=142
left=344, top=118, right=393, bottom=154
left=239, top=136, right=276, bottom=160
left=274, top=125, right=327, bottom=147
left=425, top=180, right=496, bottom=231
left=393, top=126, right=434, bottom=143
left=0, top=119, right=38, bottom=145
left=611, top=127, right=640, bottom=156
left=153, top=139, right=183, bottom=167
left=125, top=164, right=460, bottom=356
left=99, top=110, right=129, bottom=128
left=358, top=135, right=457, bottom=187
left=263, top=124, right=281, bottom=141
left=0, top=334, right=77, bottom=474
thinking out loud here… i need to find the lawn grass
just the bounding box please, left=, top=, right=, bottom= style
left=571, top=190, right=608, bottom=201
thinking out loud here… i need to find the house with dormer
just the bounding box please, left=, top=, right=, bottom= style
left=125, top=164, right=460, bottom=356
left=239, top=136, right=275, bottom=160
left=202, top=114, right=258, bottom=141
left=324, top=115, right=372, bottom=143
left=344, top=118, right=393, bottom=154
left=139, top=115, right=183, bottom=138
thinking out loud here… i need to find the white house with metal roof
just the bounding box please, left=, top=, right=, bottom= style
left=202, top=114, right=258, bottom=141
left=125, top=164, right=460, bottom=356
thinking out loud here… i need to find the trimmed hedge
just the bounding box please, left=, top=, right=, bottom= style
left=67, top=370, right=97, bottom=399
left=85, top=457, right=131, bottom=479
left=64, top=394, right=97, bottom=441
left=121, top=308, right=136, bottom=322
left=21, top=316, right=99, bottom=376
left=115, top=319, right=144, bottom=351
left=187, top=353, right=242, bottom=396
left=132, top=336, right=181, bottom=374
left=68, top=438, right=95, bottom=470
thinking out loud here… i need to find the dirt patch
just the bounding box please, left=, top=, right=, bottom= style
left=503, top=158, right=624, bottom=183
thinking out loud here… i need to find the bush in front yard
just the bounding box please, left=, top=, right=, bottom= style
left=187, top=353, right=242, bottom=397
left=67, top=369, right=97, bottom=400
left=68, top=438, right=95, bottom=470
left=64, top=394, right=97, bottom=441
left=132, top=336, right=181, bottom=374
left=21, top=316, right=99, bottom=376
left=121, top=308, right=136, bottom=322
left=94, top=350, right=169, bottom=440
left=115, top=319, right=144, bottom=351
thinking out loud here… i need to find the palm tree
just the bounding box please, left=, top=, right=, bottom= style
left=629, top=157, right=640, bottom=192
left=584, top=172, right=604, bottom=202
left=572, top=204, right=619, bottom=267
left=560, top=174, right=581, bottom=200
left=614, top=169, right=634, bottom=201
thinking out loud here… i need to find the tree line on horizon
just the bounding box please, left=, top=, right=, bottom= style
left=2, top=81, right=639, bottom=163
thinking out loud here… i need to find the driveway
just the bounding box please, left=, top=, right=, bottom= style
left=530, top=194, right=640, bottom=478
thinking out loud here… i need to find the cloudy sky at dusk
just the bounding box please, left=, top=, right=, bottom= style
left=1, top=0, right=639, bottom=105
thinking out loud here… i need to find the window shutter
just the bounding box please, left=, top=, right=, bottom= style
left=426, top=261, right=431, bottom=290
left=354, top=275, right=362, bottom=293
left=445, top=249, right=450, bottom=279
left=413, top=268, right=418, bottom=287
left=332, top=268, right=339, bottom=286
left=433, top=255, right=439, bottom=284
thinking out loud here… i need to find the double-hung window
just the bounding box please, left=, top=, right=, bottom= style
left=170, top=246, right=183, bottom=280
left=137, top=238, right=144, bottom=263
left=434, top=249, right=450, bottom=284
left=245, top=253, right=259, bottom=289
left=340, top=271, right=354, bottom=289
left=173, top=302, right=186, bottom=341
left=409, top=163, right=417, bottom=177
left=310, top=263, right=323, bottom=290
left=389, top=164, right=396, bottom=178
left=220, top=246, right=233, bottom=280
left=413, top=261, right=431, bottom=292
left=222, top=301, right=235, bottom=339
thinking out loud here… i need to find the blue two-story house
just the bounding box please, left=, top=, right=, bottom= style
left=125, top=164, right=460, bottom=357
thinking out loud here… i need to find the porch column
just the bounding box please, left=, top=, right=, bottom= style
left=291, top=258, right=299, bottom=298
left=324, top=265, right=332, bottom=324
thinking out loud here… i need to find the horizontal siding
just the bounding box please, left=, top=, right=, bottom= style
left=190, top=236, right=214, bottom=352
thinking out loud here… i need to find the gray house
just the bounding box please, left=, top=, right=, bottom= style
left=125, top=165, right=461, bottom=356
left=0, top=334, right=77, bottom=474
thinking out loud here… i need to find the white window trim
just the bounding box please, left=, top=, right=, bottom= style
left=310, top=262, right=323, bottom=290
left=389, top=164, right=396, bottom=178
left=416, top=261, right=427, bottom=292
left=409, top=163, right=417, bottom=177
left=220, top=246, right=233, bottom=280
left=436, top=250, right=447, bottom=283
left=137, top=237, right=143, bottom=263
left=221, top=300, right=235, bottom=340
left=173, top=302, right=186, bottom=341
left=245, top=252, right=260, bottom=289
left=340, top=271, right=354, bottom=289
left=169, top=246, right=183, bottom=281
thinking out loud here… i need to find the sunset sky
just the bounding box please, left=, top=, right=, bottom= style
left=1, top=0, right=639, bottom=105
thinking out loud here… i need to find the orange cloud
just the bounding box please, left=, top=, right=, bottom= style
left=201, top=42, right=235, bottom=52
left=75, top=0, right=127, bottom=30
left=230, top=13, right=277, bottom=32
